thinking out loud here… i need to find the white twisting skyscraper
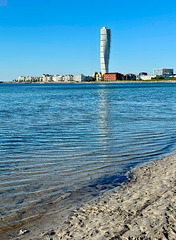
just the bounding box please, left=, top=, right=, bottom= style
left=100, top=27, right=111, bottom=75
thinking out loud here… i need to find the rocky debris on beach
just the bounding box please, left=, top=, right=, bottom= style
left=19, top=229, right=30, bottom=236
left=43, top=229, right=56, bottom=237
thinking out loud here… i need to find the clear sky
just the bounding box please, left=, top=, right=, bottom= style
left=0, top=0, right=176, bottom=80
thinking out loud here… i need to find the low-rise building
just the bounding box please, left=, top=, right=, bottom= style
left=73, top=74, right=85, bottom=82
left=92, top=72, right=98, bottom=80
left=63, top=75, right=73, bottom=81
left=138, top=75, right=156, bottom=80
left=43, top=74, right=53, bottom=82
left=103, top=72, right=124, bottom=81
left=53, top=75, right=63, bottom=82
left=153, top=68, right=173, bottom=76
left=139, top=72, right=148, bottom=76
left=25, top=76, right=32, bottom=81
left=84, top=76, right=93, bottom=81
left=125, top=74, right=136, bottom=80
left=18, top=76, right=26, bottom=82
left=138, top=68, right=175, bottom=80
left=18, top=76, right=43, bottom=82
left=17, top=73, right=96, bottom=83
left=95, top=73, right=103, bottom=81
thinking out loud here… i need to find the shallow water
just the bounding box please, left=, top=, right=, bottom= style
left=1, top=83, right=176, bottom=228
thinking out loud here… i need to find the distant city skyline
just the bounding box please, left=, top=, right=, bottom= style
left=0, top=0, right=176, bottom=80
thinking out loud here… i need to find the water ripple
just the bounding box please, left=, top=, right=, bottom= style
left=1, top=83, right=176, bottom=229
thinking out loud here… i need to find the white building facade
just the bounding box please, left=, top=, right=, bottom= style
left=53, top=75, right=63, bottom=82
left=43, top=74, right=53, bottom=82
left=100, top=27, right=111, bottom=75
left=63, top=75, right=73, bottom=81
left=73, top=74, right=85, bottom=82
left=18, top=76, right=26, bottom=81
left=138, top=75, right=156, bottom=80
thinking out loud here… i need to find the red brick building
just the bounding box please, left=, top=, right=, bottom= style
left=103, top=73, right=124, bottom=81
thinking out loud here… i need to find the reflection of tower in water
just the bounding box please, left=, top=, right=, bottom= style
left=98, top=86, right=111, bottom=153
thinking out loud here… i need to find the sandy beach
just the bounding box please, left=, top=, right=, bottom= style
left=3, top=153, right=176, bottom=239
left=54, top=154, right=176, bottom=240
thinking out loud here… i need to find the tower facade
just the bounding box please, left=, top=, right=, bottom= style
left=100, top=27, right=111, bottom=75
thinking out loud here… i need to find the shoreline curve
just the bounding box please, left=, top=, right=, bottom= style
left=3, top=153, right=176, bottom=239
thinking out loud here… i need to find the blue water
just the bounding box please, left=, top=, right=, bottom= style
left=0, top=83, right=176, bottom=228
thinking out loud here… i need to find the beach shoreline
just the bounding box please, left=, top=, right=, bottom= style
left=2, top=153, right=176, bottom=239
left=2, top=80, right=176, bottom=84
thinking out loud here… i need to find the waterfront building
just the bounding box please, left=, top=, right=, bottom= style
left=63, top=75, right=73, bottom=81
left=73, top=74, right=85, bottom=82
left=139, top=72, right=148, bottom=76
left=84, top=76, right=93, bottom=81
left=18, top=76, right=43, bottom=82
left=103, top=72, right=124, bottom=81
left=30, top=77, right=43, bottom=82
left=138, top=75, right=156, bottom=80
left=95, top=72, right=103, bottom=81
left=43, top=74, right=53, bottom=82
left=100, top=27, right=111, bottom=75
left=18, top=76, right=26, bottom=82
left=138, top=69, right=175, bottom=80
left=17, top=74, right=93, bottom=83
left=125, top=74, right=136, bottom=80
left=53, top=75, right=63, bottom=82
left=25, top=76, right=32, bottom=81
left=153, top=68, right=173, bottom=76
left=92, top=72, right=97, bottom=81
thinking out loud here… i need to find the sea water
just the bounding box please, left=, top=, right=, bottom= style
left=1, top=83, right=176, bottom=228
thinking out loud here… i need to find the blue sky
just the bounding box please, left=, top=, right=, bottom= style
left=0, top=0, right=176, bottom=80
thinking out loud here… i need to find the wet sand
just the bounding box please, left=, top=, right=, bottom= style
left=3, top=154, right=176, bottom=239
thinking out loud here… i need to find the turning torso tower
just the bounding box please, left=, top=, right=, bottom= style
left=100, top=27, right=111, bottom=75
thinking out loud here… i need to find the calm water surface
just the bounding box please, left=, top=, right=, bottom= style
left=0, top=83, right=176, bottom=228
